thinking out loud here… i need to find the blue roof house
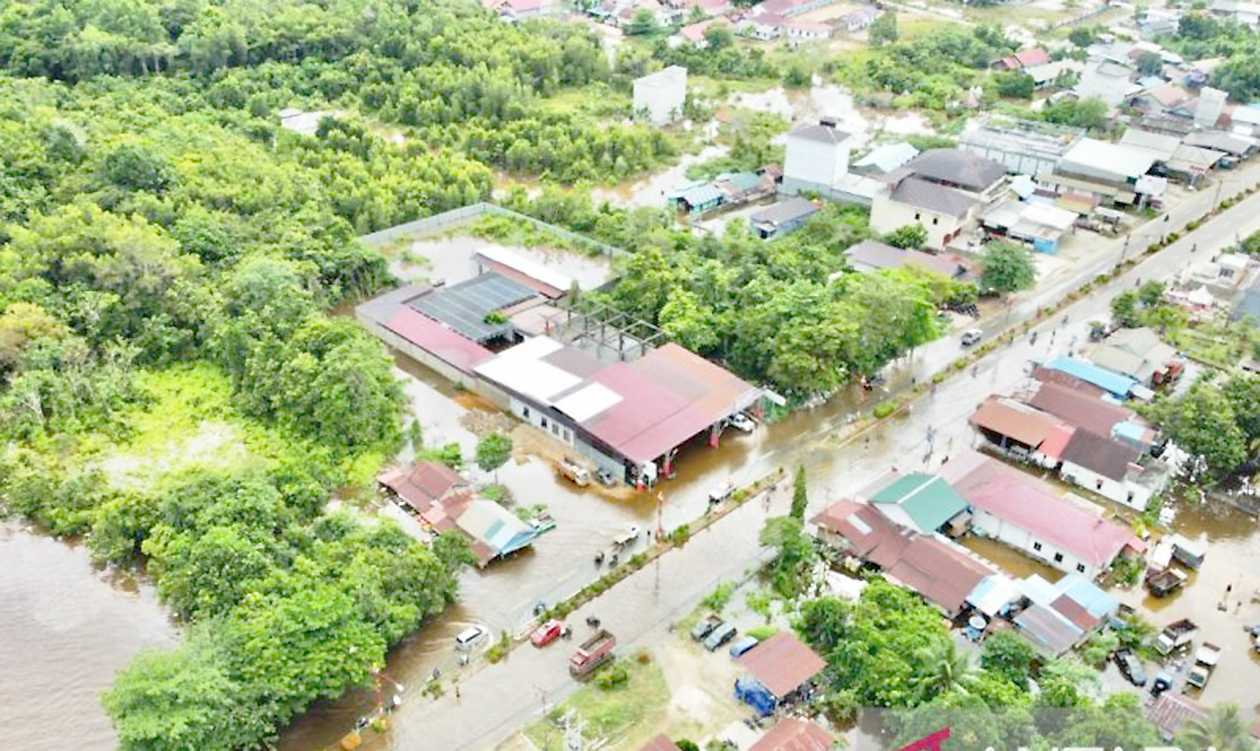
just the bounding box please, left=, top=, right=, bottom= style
left=1046, top=356, right=1138, bottom=399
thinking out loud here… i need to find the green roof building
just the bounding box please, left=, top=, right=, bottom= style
left=869, top=473, right=969, bottom=534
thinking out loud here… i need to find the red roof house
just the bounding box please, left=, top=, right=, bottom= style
left=737, top=632, right=826, bottom=699
left=750, top=718, right=834, bottom=751
left=378, top=460, right=466, bottom=514
left=639, top=735, right=683, bottom=751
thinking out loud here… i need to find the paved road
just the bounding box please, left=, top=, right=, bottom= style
left=373, top=181, right=1260, bottom=751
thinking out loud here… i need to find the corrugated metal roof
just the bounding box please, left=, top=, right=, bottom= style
left=1061, top=429, right=1141, bottom=481
left=737, top=632, right=825, bottom=698
left=751, top=197, right=818, bottom=226
left=869, top=473, right=969, bottom=534
left=680, top=183, right=725, bottom=206
left=1015, top=603, right=1083, bottom=656
left=1029, top=381, right=1134, bottom=436
left=969, top=397, right=1062, bottom=447
left=384, top=306, right=496, bottom=373
left=945, top=452, right=1138, bottom=568
left=378, top=461, right=465, bottom=512
left=410, top=272, right=538, bottom=343
left=890, top=176, right=977, bottom=218
left=1046, top=356, right=1137, bottom=397
left=639, top=735, right=683, bottom=751
left=748, top=718, right=833, bottom=751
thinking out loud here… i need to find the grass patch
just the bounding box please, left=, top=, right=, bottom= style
left=80, top=362, right=387, bottom=492
left=523, top=656, right=669, bottom=750
left=461, top=214, right=589, bottom=255
left=746, top=624, right=779, bottom=641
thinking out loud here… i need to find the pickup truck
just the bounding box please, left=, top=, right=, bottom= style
left=569, top=629, right=616, bottom=678
left=1185, top=642, right=1222, bottom=690
left=690, top=614, right=723, bottom=641
left=1155, top=618, right=1197, bottom=655
left=557, top=457, right=591, bottom=487
left=1146, top=568, right=1188, bottom=597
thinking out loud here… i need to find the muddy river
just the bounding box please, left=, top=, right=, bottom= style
left=0, top=521, right=178, bottom=750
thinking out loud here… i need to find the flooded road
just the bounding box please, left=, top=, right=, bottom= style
left=1112, top=500, right=1260, bottom=713
left=0, top=521, right=178, bottom=751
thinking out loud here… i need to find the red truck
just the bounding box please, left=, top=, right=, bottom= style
left=569, top=629, right=615, bottom=678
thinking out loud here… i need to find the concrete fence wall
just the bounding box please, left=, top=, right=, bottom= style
left=357, top=202, right=623, bottom=258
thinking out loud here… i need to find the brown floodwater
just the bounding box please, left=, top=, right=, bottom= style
left=1112, top=499, right=1260, bottom=713
left=0, top=521, right=178, bottom=750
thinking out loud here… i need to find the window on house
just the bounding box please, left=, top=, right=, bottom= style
left=1054, top=552, right=1064, bottom=563
left=541, top=417, right=548, bottom=429
left=932, top=217, right=939, bottom=225
left=522, top=406, right=530, bottom=419
left=1095, top=479, right=1104, bottom=490
left=1076, top=563, right=1086, bottom=573
left=551, top=423, right=559, bottom=436
left=1032, top=541, right=1042, bottom=551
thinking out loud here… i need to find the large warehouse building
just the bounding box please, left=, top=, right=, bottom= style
left=356, top=247, right=762, bottom=486
left=474, top=336, right=762, bottom=487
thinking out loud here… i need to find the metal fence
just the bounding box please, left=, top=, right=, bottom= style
left=357, top=202, right=623, bottom=258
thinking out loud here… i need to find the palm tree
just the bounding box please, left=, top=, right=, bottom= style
left=911, top=638, right=977, bottom=702
left=1177, top=704, right=1258, bottom=751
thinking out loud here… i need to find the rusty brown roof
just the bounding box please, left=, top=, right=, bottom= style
left=1028, top=381, right=1135, bottom=436
left=886, top=536, right=993, bottom=615
left=1051, top=593, right=1099, bottom=631
left=749, top=718, right=833, bottom=751
left=639, top=736, right=682, bottom=751
left=378, top=461, right=466, bottom=512
left=738, top=632, right=826, bottom=698
left=969, top=397, right=1062, bottom=447
left=1033, top=366, right=1107, bottom=397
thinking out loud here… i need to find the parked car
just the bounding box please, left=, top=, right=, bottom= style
left=455, top=625, right=487, bottom=651
left=703, top=623, right=738, bottom=652
left=729, top=635, right=760, bottom=659
left=729, top=413, right=756, bottom=433
left=1114, top=649, right=1147, bottom=687
left=690, top=614, right=723, bottom=642
left=557, top=457, right=590, bottom=487
left=612, top=525, right=640, bottom=547
left=961, top=329, right=983, bottom=347
left=530, top=619, right=565, bottom=647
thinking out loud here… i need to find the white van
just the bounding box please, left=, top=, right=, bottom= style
left=454, top=625, right=487, bottom=651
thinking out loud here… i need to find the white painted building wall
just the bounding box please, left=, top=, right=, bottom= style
left=1059, top=461, right=1153, bottom=511
left=782, top=130, right=850, bottom=194
left=633, top=66, right=688, bottom=125
left=971, top=508, right=1101, bottom=578
left=869, top=193, right=967, bottom=251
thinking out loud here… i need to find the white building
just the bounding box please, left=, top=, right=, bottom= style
left=870, top=177, right=977, bottom=251
left=633, top=66, right=687, bottom=126
left=781, top=119, right=852, bottom=194
left=944, top=453, right=1143, bottom=579
left=1059, top=429, right=1170, bottom=510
